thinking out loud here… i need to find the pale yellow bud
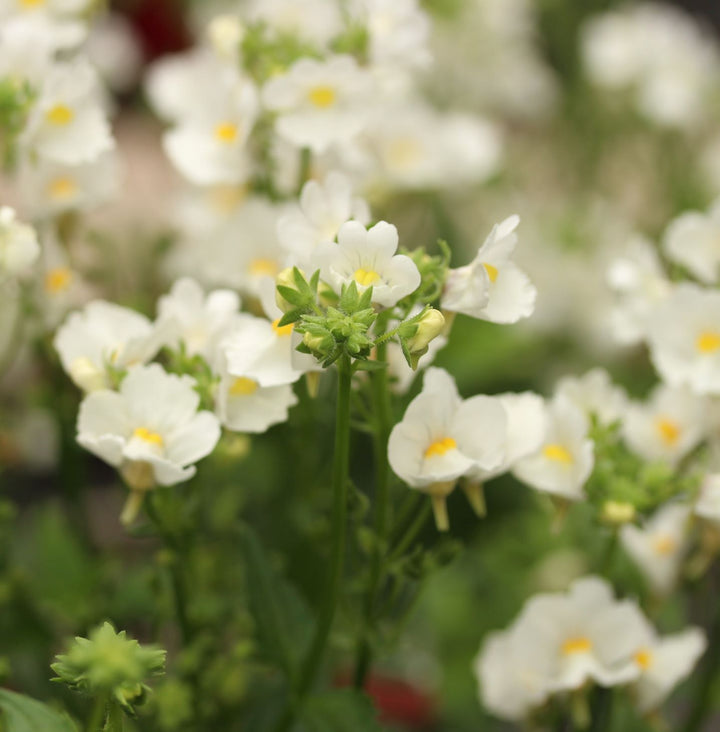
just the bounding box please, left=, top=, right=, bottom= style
left=601, top=500, right=636, bottom=525
left=406, top=309, right=445, bottom=354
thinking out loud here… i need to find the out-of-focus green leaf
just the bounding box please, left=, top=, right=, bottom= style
left=300, top=689, right=382, bottom=732
left=0, top=688, right=77, bottom=732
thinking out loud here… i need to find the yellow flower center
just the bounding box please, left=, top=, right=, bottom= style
left=20, top=0, right=44, bottom=8
left=272, top=318, right=293, bottom=337
left=354, top=268, right=380, bottom=287
left=543, top=443, right=573, bottom=464
left=48, top=176, right=77, bottom=201
left=562, top=637, right=593, bottom=655
left=214, top=122, right=239, bottom=144
left=307, top=85, right=337, bottom=108
left=132, top=427, right=164, bottom=447
left=229, top=377, right=258, bottom=396
left=484, top=263, right=499, bottom=283
left=634, top=648, right=654, bottom=670
left=44, top=267, right=73, bottom=294
left=696, top=331, right=720, bottom=354
left=249, top=258, right=279, bottom=277
left=208, top=184, right=247, bottom=213
left=655, top=416, right=680, bottom=446
left=387, top=137, right=422, bottom=169
left=653, top=534, right=677, bottom=556
left=425, top=436, right=457, bottom=458
left=46, top=104, right=74, bottom=126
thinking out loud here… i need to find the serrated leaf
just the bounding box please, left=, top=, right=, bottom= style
left=339, top=281, right=360, bottom=312
left=357, top=286, right=373, bottom=310
left=238, top=527, right=314, bottom=680
left=300, top=689, right=382, bottom=732
left=0, top=689, right=78, bottom=732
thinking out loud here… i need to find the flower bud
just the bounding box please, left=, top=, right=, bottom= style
left=207, top=14, right=245, bottom=63
left=302, top=330, right=331, bottom=354
left=406, top=309, right=445, bottom=355
left=601, top=500, right=636, bottom=526
left=275, top=267, right=303, bottom=313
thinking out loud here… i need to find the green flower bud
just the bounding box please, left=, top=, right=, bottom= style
left=52, top=622, right=166, bottom=715
left=406, top=308, right=445, bottom=354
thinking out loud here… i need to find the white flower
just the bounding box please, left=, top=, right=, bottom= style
left=663, top=200, right=720, bottom=285
left=474, top=628, right=549, bottom=722
left=442, top=215, right=535, bottom=323
left=277, top=171, right=370, bottom=264
left=620, top=504, right=692, bottom=595
left=312, top=220, right=420, bottom=307
left=388, top=368, right=506, bottom=528
left=607, top=235, right=671, bottom=345
left=555, top=368, right=628, bottom=426
left=163, top=69, right=258, bottom=185
left=513, top=395, right=594, bottom=501
left=350, top=0, right=431, bottom=69
left=262, top=55, right=375, bottom=153
left=156, top=277, right=242, bottom=364
left=21, top=59, right=113, bottom=165
left=18, top=150, right=120, bottom=217
left=622, top=385, right=706, bottom=465
left=54, top=301, right=164, bottom=392
left=246, top=0, right=342, bottom=46
left=0, top=206, right=39, bottom=277
left=631, top=627, right=706, bottom=713
left=646, top=283, right=720, bottom=395
left=694, top=473, right=720, bottom=524
left=77, top=363, right=221, bottom=490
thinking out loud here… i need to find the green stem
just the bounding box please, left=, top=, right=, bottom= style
left=683, top=597, right=720, bottom=732
left=273, top=354, right=353, bottom=731
left=86, top=695, right=108, bottom=732
left=588, top=687, right=613, bottom=732
left=389, top=499, right=432, bottom=561
left=297, top=147, right=312, bottom=194
left=353, top=343, right=393, bottom=688
left=103, top=702, right=124, bottom=732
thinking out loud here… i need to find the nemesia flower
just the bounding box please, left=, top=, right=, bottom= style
left=620, top=504, right=692, bottom=595
left=262, top=55, right=375, bottom=153
left=606, top=235, right=670, bottom=345
left=350, top=0, right=431, bottom=69
left=0, top=206, right=39, bottom=277
left=555, top=368, right=628, bottom=426
left=663, top=200, right=720, bottom=285
left=21, top=59, right=113, bottom=165
left=475, top=576, right=649, bottom=722
left=512, top=395, right=594, bottom=501
left=442, top=215, right=535, bottom=323
left=0, top=0, right=91, bottom=21
left=629, top=624, right=706, bottom=713
left=277, top=171, right=370, bottom=265
left=54, top=301, right=163, bottom=392
left=77, top=364, right=221, bottom=515
left=622, top=385, right=706, bottom=465
left=246, top=0, right=342, bottom=46
left=18, top=151, right=120, bottom=217
left=646, top=284, right=720, bottom=394
left=312, top=220, right=421, bottom=307
left=387, top=368, right=506, bottom=529
left=156, top=277, right=242, bottom=363
left=163, top=69, right=258, bottom=185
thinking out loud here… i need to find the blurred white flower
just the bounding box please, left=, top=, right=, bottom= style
left=21, top=59, right=113, bottom=165
left=646, top=283, right=720, bottom=395
left=443, top=215, right=535, bottom=323
left=277, top=171, right=370, bottom=265
left=54, top=300, right=163, bottom=392
left=555, top=368, right=628, bottom=426
left=513, top=395, right=594, bottom=501
left=312, top=220, right=420, bottom=307
left=246, top=0, right=342, bottom=46
left=622, top=385, right=706, bottom=465
left=663, top=200, right=720, bottom=285
left=0, top=206, right=39, bottom=277
left=694, top=474, right=720, bottom=524
left=86, top=13, right=143, bottom=94
left=262, top=55, right=375, bottom=153
left=620, top=504, right=692, bottom=595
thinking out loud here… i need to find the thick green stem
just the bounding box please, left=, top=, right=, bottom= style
left=274, top=354, right=353, bottom=731
left=86, top=694, right=108, bottom=732
left=353, top=343, right=392, bottom=688
left=103, top=702, right=124, bottom=732
left=588, top=687, right=613, bottom=732
left=683, top=596, right=720, bottom=732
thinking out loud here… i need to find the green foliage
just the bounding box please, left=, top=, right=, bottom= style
left=0, top=688, right=78, bottom=732
left=300, top=690, right=382, bottom=732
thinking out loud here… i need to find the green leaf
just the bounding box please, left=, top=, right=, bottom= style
left=277, top=285, right=307, bottom=307
left=238, top=527, right=314, bottom=681
left=0, top=689, right=78, bottom=732
left=300, top=689, right=382, bottom=732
